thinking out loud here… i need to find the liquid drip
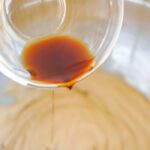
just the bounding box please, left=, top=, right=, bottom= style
left=50, top=90, right=56, bottom=150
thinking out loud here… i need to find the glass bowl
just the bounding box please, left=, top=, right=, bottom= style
left=0, top=0, right=124, bottom=89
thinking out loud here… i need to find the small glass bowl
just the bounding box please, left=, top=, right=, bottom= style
left=0, top=0, right=124, bottom=89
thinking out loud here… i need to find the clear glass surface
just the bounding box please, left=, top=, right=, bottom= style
left=0, top=0, right=124, bottom=89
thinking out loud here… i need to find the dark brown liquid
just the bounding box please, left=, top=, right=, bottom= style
left=22, top=35, right=94, bottom=88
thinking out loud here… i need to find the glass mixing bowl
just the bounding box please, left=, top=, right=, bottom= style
left=0, top=0, right=124, bottom=89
